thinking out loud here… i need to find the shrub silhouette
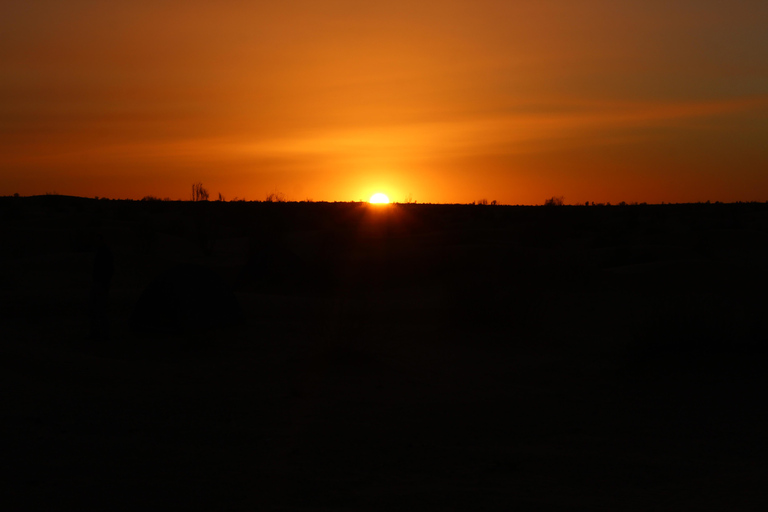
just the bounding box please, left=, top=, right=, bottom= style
left=192, top=182, right=209, bottom=201
left=265, top=190, right=286, bottom=202
left=544, top=196, right=564, bottom=206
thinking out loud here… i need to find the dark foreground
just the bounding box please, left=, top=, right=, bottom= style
left=2, top=196, right=768, bottom=510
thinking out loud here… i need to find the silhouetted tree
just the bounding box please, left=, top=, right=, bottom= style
left=265, top=190, right=286, bottom=202
left=192, top=182, right=209, bottom=201
left=544, top=196, right=564, bottom=206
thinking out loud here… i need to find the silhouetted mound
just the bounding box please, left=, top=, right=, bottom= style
left=130, top=263, right=243, bottom=334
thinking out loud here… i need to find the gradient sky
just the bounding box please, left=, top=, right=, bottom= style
left=2, top=0, right=767, bottom=204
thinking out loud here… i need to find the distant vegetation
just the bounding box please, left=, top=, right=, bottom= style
left=265, top=190, right=287, bottom=202
left=13, top=188, right=764, bottom=205
left=191, top=182, right=209, bottom=202
left=544, top=196, right=564, bottom=206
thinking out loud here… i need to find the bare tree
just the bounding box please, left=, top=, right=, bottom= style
left=265, top=190, right=286, bottom=202
left=192, top=182, right=209, bottom=201
left=544, top=196, right=564, bottom=206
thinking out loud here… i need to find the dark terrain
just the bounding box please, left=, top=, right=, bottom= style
left=2, top=196, right=768, bottom=510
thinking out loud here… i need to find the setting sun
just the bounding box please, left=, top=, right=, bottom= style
left=369, top=193, right=390, bottom=204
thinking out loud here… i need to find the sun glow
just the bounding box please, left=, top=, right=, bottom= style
left=369, top=193, right=390, bottom=204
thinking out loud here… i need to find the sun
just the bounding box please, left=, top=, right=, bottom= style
left=369, top=192, right=390, bottom=204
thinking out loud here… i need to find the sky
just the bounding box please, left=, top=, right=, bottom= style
left=2, top=0, right=767, bottom=204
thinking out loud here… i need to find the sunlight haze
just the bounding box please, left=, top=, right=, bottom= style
left=2, top=0, right=767, bottom=203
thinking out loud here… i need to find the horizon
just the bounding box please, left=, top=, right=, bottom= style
left=7, top=191, right=766, bottom=208
left=2, top=1, right=767, bottom=204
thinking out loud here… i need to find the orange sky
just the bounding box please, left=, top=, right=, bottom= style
left=2, top=1, right=767, bottom=204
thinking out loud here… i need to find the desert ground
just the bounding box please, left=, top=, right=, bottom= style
left=2, top=196, right=768, bottom=510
